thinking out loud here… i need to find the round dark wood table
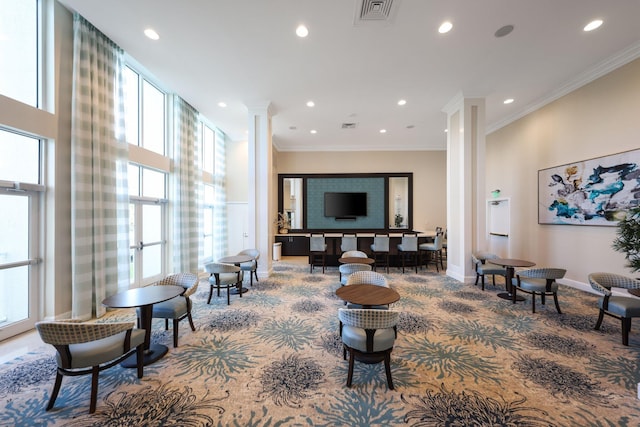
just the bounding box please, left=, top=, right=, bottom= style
left=339, top=257, right=375, bottom=265
left=219, top=255, right=254, bottom=294
left=489, top=258, right=536, bottom=302
left=336, top=284, right=400, bottom=308
left=102, top=285, right=184, bottom=367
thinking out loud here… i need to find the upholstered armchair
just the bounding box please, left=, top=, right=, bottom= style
left=143, top=272, right=199, bottom=347
left=338, top=308, right=399, bottom=389
left=204, top=262, right=244, bottom=305
left=339, top=262, right=372, bottom=285
left=341, top=250, right=368, bottom=259
left=513, top=268, right=566, bottom=313
left=588, top=272, right=640, bottom=346
left=35, top=320, right=145, bottom=413
left=471, top=252, right=506, bottom=290
left=238, top=248, right=260, bottom=286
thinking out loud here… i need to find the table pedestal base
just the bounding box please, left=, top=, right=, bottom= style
left=230, top=287, right=248, bottom=295
left=121, top=343, right=168, bottom=368
left=497, top=292, right=525, bottom=302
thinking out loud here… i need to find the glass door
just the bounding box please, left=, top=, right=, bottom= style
left=129, top=201, right=165, bottom=287
left=0, top=192, right=39, bottom=341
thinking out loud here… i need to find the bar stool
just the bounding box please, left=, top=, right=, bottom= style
left=370, top=234, right=390, bottom=273
left=309, top=233, right=327, bottom=273
left=397, top=233, right=418, bottom=273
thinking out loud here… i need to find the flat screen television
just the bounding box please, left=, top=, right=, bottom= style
left=324, top=192, right=367, bottom=218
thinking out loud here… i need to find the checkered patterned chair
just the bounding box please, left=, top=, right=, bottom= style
left=588, top=272, right=640, bottom=346
left=339, top=262, right=372, bottom=286
left=35, top=320, right=145, bottom=413
left=141, top=273, right=199, bottom=347
left=512, top=268, right=566, bottom=313
left=338, top=308, right=399, bottom=389
left=346, top=270, right=389, bottom=288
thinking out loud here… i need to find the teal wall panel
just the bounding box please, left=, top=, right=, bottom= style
left=307, top=177, right=385, bottom=229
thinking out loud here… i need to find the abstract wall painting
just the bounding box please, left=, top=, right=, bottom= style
left=538, top=149, right=640, bottom=226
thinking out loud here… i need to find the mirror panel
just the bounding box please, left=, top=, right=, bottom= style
left=283, top=177, right=303, bottom=230
left=389, top=176, right=409, bottom=229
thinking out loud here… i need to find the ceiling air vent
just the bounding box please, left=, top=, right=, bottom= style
left=355, top=0, right=396, bottom=22
left=341, top=123, right=357, bottom=129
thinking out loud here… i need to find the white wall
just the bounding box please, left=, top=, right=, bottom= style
left=485, top=58, right=640, bottom=286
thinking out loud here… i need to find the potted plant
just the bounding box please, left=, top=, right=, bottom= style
left=275, top=212, right=290, bottom=234
left=612, top=206, right=640, bottom=272
left=394, top=213, right=404, bottom=228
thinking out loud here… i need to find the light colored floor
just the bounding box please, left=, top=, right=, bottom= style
left=0, top=328, right=43, bottom=364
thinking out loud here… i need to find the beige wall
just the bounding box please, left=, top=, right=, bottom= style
left=275, top=150, right=447, bottom=231
left=486, top=58, right=640, bottom=285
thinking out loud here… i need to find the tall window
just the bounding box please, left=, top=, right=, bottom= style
left=128, top=164, right=167, bottom=286
left=0, top=129, right=43, bottom=341
left=123, top=66, right=166, bottom=155
left=0, top=0, right=39, bottom=107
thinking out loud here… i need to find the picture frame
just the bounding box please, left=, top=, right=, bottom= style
left=538, top=148, right=640, bottom=226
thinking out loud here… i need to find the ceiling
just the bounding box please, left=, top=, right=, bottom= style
left=58, top=0, right=640, bottom=152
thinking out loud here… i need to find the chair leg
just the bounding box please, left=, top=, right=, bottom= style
left=384, top=351, right=394, bottom=390
left=226, top=287, right=230, bottom=305
left=254, top=270, right=259, bottom=283
left=172, top=319, right=179, bottom=348
left=594, top=309, right=605, bottom=330
left=46, top=372, right=64, bottom=411
left=553, top=293, right=562, bottom=314
left=187, top=311, right=196, bottom=331
left=622, top=318, right=631, bottom=346
left=136, top=344, right=144, bottom=379
left=207, top=285, right=213, bottom=304
left=531, top=292, right=536, bottom=313
left=165, top=319, right=169, bottom=331
left=89, top=366, right=99, bottom=414
left=346, top=350, right=355, bottom=387
left=481, top=275, right=486, bottom=291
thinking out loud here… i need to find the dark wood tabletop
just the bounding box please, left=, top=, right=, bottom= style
left=489, top=258, right=536, bottom=269
left=336, top=284, right=400, bottom=307
left=629, top=289, right=640, bottom=297
left=338, top=257, right=375, bottom=265
left=102, top=285, right=184, bottom=366
left=102, top=285, right=184, bottom=309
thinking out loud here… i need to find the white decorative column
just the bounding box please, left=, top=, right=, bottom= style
left=442, top=93, right=487, bottom=283
left=246, top=102, right=275, bottom=277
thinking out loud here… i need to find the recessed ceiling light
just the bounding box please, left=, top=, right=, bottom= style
left=584, top=19, right=603, bottom=32
left=444, top=129, right=448, bottom=133
left=438, top=21, right=453, bottom=34
left=144, top=28, right=159, bottom=40
left=397, top=99, right=407, bottom=106
left=217, top=102, right=227, bottom=108
left=379, top=129, right=387, bottom=134
left=503, top=98, right=514, bottom=104
left=306, top=100, right=315, bottom=107
left=296, top=24, right=309, bottom=38
left=310, top=130, right=317, bottom=134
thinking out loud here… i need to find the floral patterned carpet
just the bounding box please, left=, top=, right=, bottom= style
left=2, top=261, right=640, bottom=426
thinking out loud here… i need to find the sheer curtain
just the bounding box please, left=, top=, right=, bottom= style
left=70, top=14, right=130, bottom=319
left=172, top=97, right=201, bottom=272
left=213, top=128, right=227, bottom=261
